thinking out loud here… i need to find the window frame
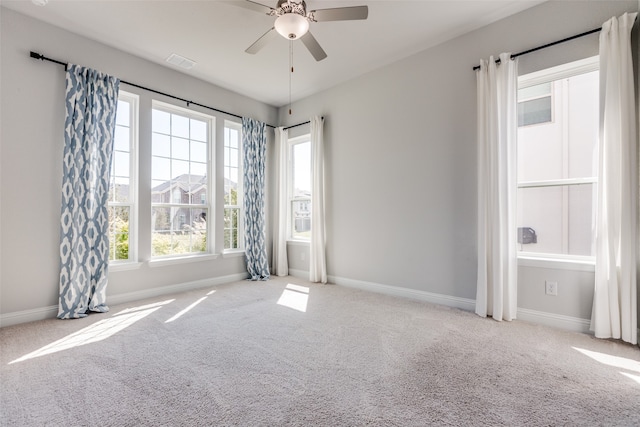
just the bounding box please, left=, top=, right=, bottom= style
left=150, top=100, right=215, bottom=259
left=108, top=90, right=139, bottom=266
left=516, top=56, right=599, bottom=265
left=223, top=120, right=244, bottom=253
left=287, top=134, right=312, bottom=242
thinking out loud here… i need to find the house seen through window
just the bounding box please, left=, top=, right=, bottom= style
left=151, top=102, right=213, bottom=257
left=516, top=56, right=599, bottom=259
left=289, top=135, right=311, bottom=240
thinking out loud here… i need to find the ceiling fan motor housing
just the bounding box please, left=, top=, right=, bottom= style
left=273, top=0, right=310, bottom=40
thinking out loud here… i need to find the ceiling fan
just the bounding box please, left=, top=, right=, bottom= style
left=234, top=0, right=368, bottom=61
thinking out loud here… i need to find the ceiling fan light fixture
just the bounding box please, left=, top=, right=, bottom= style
left=274, top=13, right=309, bottom=40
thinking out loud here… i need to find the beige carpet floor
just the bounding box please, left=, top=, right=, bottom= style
left=1, top=276, right=639, bottom=426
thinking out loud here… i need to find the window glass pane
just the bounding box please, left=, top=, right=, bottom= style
left=171, top=159, right=189, bottom=179
left=153, top=134, right=171, bottom=157
left=114, top=177, right=130, bottom=202
left=109, top=206, right=130, bottom=261
left=191, top=141, right=207, bottom=161
left=518, top=82, right=551, bottom=100
left=152, top=109, right=170, bottom=134
left=291, top=199, right=311, bottom=240
left=293, top=141, right=311, bottom=195
left=113, top=151, right=129, bottom=178
left=191, top=161, right=207, bottom=177
left=517, top=184, right=594, bottom=256
left=172, top=114, right=190, bottom=138
left=152, top=157, right=171, bottom=181
left=172, top=137, right=190, bottom=161
left=518, top=97, right=551, bottom=127
left=517, top=70, right=598, bottom=183
left=191, top=119, right=207, bottom=142
left=116, top=100, right=130, bottom=126
left=114, top=125, right=130, bottom=151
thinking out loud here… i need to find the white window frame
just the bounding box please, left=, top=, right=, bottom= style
left=287, top=134, right=312, bottom=241
left=150, top=100, right=215, bottom=259
left=223, top=120, right=244, bottom=253
left=108, top=90, right=139, bottom=267
left=517, top=56, right=599, bottom=267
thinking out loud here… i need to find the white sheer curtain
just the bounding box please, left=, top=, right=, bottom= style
left=591, top=12, right=638, bottom=345
left=309, top=116, right=327, bottom=283
left=475, top=53, right=518, bottom=322
left=272, top=127, right=289, bottom=276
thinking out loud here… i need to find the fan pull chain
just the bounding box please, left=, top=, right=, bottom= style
left=289, top=41, right=293, bottom=115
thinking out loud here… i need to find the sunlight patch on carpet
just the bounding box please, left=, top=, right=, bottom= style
left=277, top=284, right=309, bottom=312
left=165, top=296, right=209, bottom=323
left=9, top=300, right=174, bottom=364
left=572, top=347, right=640, bottom=374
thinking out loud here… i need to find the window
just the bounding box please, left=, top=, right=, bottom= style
left=151, top=102, right=213, bottom=257
left=517, top=57, right=599, bottom=259
left=518, top=82, right=552, bottom=127
left=223, top=121, right=243, bottom=251
left=288, top=135, right=311, bottom=240
left=108, top=91, right=138, bottom=262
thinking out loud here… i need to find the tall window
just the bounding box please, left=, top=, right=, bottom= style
left=108, top=91, right=138, bottom=262
left=151, top=102, right=213, bottom=257
left=288, top=135, right=311, bottom=240
left=223, top=121, right=243, bottom=251
left=517, top=57, right=599, bottom=259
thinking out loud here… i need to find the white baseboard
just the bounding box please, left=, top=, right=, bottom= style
left=328, top=274, right=476, bottom=312
left=516, top=308, right=592, bottom=334
left=0, top=305, right=59, bottom=328
left=324, top=273, right=600, bottom=336
left=0, top=272, right=249, bottom=328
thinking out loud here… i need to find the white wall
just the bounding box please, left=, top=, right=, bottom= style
left=277, top=1, right=638, bottom=327
left=0, top=8, right=278, bottom=323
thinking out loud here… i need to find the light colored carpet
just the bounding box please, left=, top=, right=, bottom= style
left=1, top=276, right=639, bottom=426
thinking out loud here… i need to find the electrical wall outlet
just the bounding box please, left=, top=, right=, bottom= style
left=545, top=281, right=558, bottom=296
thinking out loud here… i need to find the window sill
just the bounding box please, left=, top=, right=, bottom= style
left=148, top=253, right=219, bottom=267
left=287, top=239, right=310, bottom=246
left=518, top=254, right=595, bottom=272
left=109, top=262, right=143, bottom=272
left=222, top=250, right=245, bottom=258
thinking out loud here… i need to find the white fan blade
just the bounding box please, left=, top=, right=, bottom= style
left=231, top=0, right=274, bottom=14
left=310, top=6, right=368, bottom=22
left=300, top=32, right=327, bottom=61
left=245, top=27, right=277, bottom=54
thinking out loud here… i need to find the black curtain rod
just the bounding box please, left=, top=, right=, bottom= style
left=472, top=27, right=602, bottom=70
left=283, top=120, right=310, bottom=130
left=30, top=50, right=314, bottom=131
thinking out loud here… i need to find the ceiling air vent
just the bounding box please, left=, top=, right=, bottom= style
left=166, top=53, right=196, bottom=70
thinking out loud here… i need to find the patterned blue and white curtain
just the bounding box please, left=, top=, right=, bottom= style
left=58, top=65, right=120, bottom=319
left=242, top=117, right=270, bottom=280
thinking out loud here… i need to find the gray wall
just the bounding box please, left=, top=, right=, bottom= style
left=277, top=1, right=638, bottom=323
left=0, top=8, right=277, bottom=319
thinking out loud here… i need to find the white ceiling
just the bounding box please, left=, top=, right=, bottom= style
left=1, top=0, right=544, bottom=107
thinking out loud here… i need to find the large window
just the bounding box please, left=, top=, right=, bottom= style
left=151, top=102, right=213, bottom=257
left=288, top=135, right=311, bottom=240
left=516, top=57, right=599, bottom=259
left=108, top=91, right=138, bottom=262
left=223, top=121, right=243, bottom=251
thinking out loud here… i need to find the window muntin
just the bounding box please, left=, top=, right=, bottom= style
left=151, top=102, right=213, bottom=257
left=517, top=57, right=598, bottom=259
left=223, top=121, right=243, bottom=251
left=108, top=91, right=138, bottom=262
left=288, top=136, right=311, bottom=240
